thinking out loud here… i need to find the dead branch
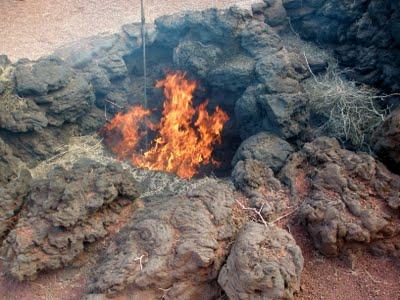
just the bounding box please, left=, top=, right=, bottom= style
left=365, top=270, right=382, bottom=284
left=236, top=199, right=268, bottom=228
left=271, top=207, right=299, bottom=224
left=105, top=99, right=123, bottom=109
left=134, top=254, right=147, bottom=271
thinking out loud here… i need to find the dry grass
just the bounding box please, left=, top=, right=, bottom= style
left=282, top=33, right=392, bottom=149
left=30, top=134, right=107, bottom=178
left=303, top=58, right=388, bottom=149
left=30, top=133, right=226, bottom=197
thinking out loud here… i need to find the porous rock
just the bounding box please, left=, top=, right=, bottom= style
left=0, top=169, right=31, bottom=239
left=218, top=222, right=303, bottom=300
left=15, top=56, right=72, bottom=96
left=232, top=131, right=294, bottom=173
left=232, top=159, right=289, bottom=220
left=155, top=7, right=309, bottom=140
left=36, top=74, right=95, bottom=126
left=208, top=54, right=255, bottom=92
left=87, top=180, right=238, bottom=298
left=283, top=0, right=400, bottom=92
left=1, top=158, right=142, bottom=280
left=372, top=108, right=400, bottom=173
left=280, top=137, right=400, bottom=256
left=173, top=40, right=222, bottom=78
left=0, top=92, right=48, bottom=132
left=0, top=137, right=25, bottom=184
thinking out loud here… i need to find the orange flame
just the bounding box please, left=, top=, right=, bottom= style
left=104, top=72, right=229, bottom=179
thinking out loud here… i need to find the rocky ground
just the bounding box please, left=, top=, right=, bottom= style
left=0, top=0, right=400, bottom=299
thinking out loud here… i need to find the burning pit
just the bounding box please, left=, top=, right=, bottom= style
left=103, top=71, right=229, bottom=179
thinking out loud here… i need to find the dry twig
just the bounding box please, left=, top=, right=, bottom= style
left=134, top=254, right=147, bottom=271
left=236, top=199, right=268, bottom=228
left=236, top=199, right=299, bottom=228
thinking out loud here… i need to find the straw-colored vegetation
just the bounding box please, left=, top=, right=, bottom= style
left=303, top=62, right=388, bottom=149
left=30, top=133, right=224, bottom=197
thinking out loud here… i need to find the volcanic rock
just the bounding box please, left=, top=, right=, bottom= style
left=155, top=7, right=310, bottom=140
left=0, top=169, right=31, bottom=239
left=232, top=159, right=282, bottom=194
left=0, top=137, right=24, bottom=184
left=208, top=54, right=255, bottom=92
left=283, top=0, right=400, bottom=92
left=218, top=222, right=303, bottom=300
left=280, top=137, right=400, bottom=256
left=263, top=0, right=288, bottom=27
left=98, top=54, right=128, bottom=81
left=36, top=74, right=95, bottom=126
left=83, top=64, right=112, bottom=96
left=232, top=131, right=294, bottom=173
left=155, top=8, right=251, bottom=48
left=235, top=27, right=309, bottom=139
left=15, top=56, right=72, bottom=96
left=2, top=128, right=71, bottom=167
left=232, top=159, right=289, bottom=220
left=173, top=40, right=223, bottom=78
left=1, top=158, right=142, bottom=280
left=0, top=92, right=48, bottom=132
left=372, top=108, right=400, bottom=174
left=87, top=180, right=238, bottom=297
left=0, top=55, right=11, bottom=69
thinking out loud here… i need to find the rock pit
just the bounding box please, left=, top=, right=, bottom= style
left=0, top=0, right=399, bottom=299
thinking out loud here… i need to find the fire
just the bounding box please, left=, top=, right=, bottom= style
left=104, top=72, right=229, bottom=179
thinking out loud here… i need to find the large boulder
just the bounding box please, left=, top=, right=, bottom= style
left=234, top=46, right=309, bottom=140
left=87, top=180, right=241, bottom=298
left=280, top=137, right=400, bottom=256
left=1, top=159, right=142, bottom=280
left=98, top=54, right=128, bottom=81
left=155, top=8, right=251, bottom=48
left=232, top=132, right=294, bottom=173
left=372, top=108, right=400, bottom=173
left=218, top=222, right=303, bottom=300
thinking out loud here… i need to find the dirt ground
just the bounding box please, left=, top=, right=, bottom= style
left=0, top=0, right=257, bottom=61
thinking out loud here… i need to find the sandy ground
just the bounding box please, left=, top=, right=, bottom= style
left=0, top=0, right=258, bottom=61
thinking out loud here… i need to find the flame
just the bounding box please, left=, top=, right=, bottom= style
left=104, top=72, right=229, bottom=179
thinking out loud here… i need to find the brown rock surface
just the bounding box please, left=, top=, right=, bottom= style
left=373, top=108, right=400, bottom=174
left=88, top=180, right=239, bottom=298
left=280, top=137, right=400, bottom=257
left=1, top=158, right=142, bottom=280
left=218, top=222, right=303, bottom=300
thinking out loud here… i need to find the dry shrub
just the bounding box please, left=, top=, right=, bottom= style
left=303, top=60, right=388, bottom=149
